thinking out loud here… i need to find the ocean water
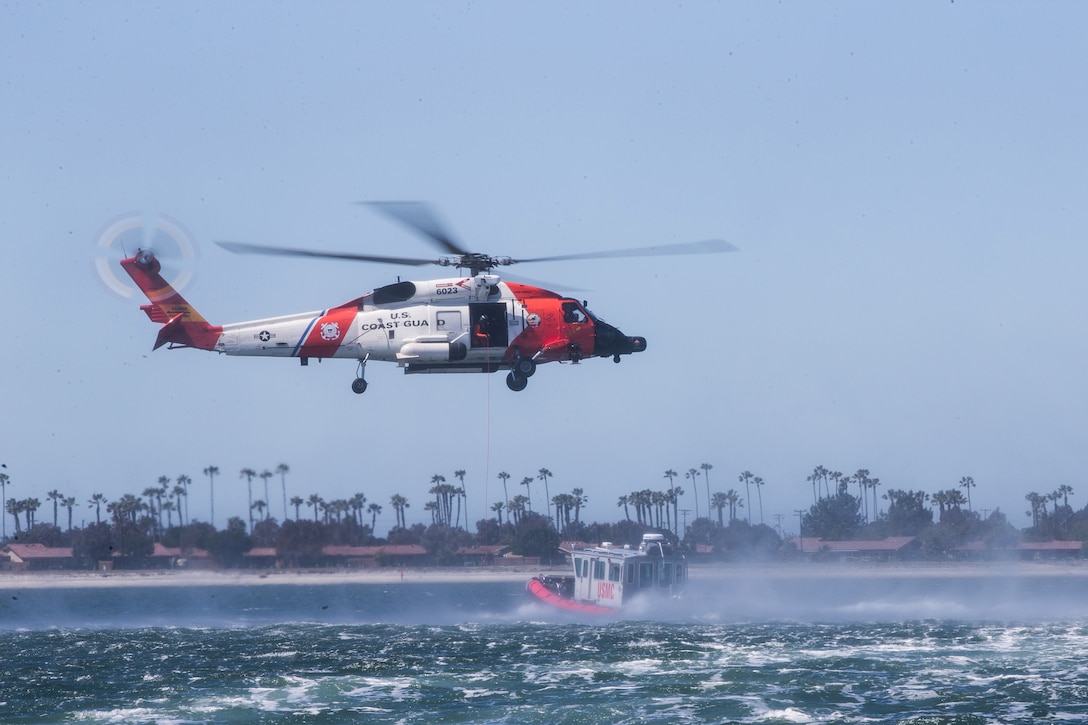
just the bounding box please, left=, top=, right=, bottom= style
left=3, top=570, right=1088, bottom=723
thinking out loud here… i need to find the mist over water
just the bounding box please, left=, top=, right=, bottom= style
left=4, top=570, right=1088, bottom=723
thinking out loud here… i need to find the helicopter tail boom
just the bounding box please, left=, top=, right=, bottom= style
left=121, top=250, right=222, bottom=351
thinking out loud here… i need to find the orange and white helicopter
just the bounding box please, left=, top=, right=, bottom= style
left=121, top=202, right=734, bottom=393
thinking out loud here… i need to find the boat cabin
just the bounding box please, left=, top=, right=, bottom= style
left=561, top=533, right=686, bottom=610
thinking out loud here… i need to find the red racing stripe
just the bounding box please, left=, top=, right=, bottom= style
left=296, top=306, right=357, bottom=358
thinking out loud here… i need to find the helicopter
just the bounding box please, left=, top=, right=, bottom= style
left=120, top=202, right=735, bottom=393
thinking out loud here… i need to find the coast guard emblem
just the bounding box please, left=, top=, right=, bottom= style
left=320, top=322, right=341, bottom=341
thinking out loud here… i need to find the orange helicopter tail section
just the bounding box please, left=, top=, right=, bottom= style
left=120, top=250, right=222, bottom=351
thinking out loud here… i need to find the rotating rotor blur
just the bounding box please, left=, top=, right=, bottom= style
left=94, top=213, right=199, bottom=299
left=216, top=202, right=737, bottom=278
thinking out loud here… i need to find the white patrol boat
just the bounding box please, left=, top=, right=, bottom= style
left=527, top=533, right=687, bottom=614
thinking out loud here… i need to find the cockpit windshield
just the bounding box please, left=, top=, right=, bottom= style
left=560, top=300, right=589, bottom=324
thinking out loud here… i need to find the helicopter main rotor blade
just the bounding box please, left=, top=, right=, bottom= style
left=216, top=240, right=437, bottom=267
left=514, top=238, right=738, bottom=264
left=357, top=201, right=468, bottom=257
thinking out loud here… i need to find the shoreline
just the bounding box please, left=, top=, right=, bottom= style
left=1, top=559, right=1086, bottom=589
left=0, top=566, right=567, bottom=590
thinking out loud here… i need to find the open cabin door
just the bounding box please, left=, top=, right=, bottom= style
left=468, top=303, right=509, bottom=349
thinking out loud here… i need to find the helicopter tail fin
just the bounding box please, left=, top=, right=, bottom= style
left=120, top=250, right=222, bottom=351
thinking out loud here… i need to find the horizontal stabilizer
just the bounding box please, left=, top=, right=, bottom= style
left=141, top=304, right=170, bottom=324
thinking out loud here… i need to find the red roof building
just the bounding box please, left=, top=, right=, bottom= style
left=2, top=543, right=76, bottom=571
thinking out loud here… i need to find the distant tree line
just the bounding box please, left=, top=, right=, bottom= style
left=0, top=463, right=1082, bottom=568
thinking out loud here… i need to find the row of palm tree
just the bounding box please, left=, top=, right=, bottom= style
left=1025, top=484, right=1076, bottom=530
left=0, top=462, right=803, bottom=541
left=807, top=466, right=885, bottom=523
left=9, top=456, right=1078, bottom=545
left=617, top=471, right=766, bottom=536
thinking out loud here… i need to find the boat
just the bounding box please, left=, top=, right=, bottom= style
left=527, top=533, right=687, bottom=614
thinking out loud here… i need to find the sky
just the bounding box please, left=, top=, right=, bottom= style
left=2, top=2, right=1086, bottom=536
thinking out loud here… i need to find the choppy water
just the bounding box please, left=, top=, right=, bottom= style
left=3, top=571, right=1088, bottom=723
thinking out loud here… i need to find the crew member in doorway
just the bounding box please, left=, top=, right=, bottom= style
left=473, top=315, right=490, bottom=347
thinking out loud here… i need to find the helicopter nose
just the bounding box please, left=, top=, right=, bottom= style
left=594, top=321, right=647, bottom=358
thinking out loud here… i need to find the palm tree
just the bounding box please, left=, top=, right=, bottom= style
left=497, top=471, right=510, bottom=506
left=738, top=471, right=753, bottom=524
left=869, top=477, right=881, bottom=520
left=958, top=476, right=975, bottom=513
left=753, top=476, right=765, bottom=524
left=829, top=470, right=843, bottom=495
left=154, top=485, right=167, bottom=531
left=670, top=485, right=684, bottom=536
left=492, top=500, right=505, bottom=527
left=429, top=474, right=448, bottom=526
left=815, top=465, right=830, bottom=498
left=252, top=500, right=267, bottom=521
left=88, top=493, right=106, bottom=525
left=62, top=496, right=76, bottom=532
left=47, top=489, right=63, bottom=528
left=1057, top=484, right=1074, bottom=509
left=203, top=466, right=219, bottom=527
left=368, top=502, right=382, bottom=531
left=1024, top=491, right=1043, bottom=528
left=162, top=500, right=177, bottom=529
left=275, top=463, right=290, bottom=521
left=537, top=468, right=553, bottom=522
left=259, top=470, right=273, bottom=519
left=453, top=469, right=467, bottom=528
left=520, top=476, right=534, bottom=511
left=6, top=498, right=22, bottom=534
left=0, top=471, right=9, bottom=539
left=390, top=494, right=409, bottom=529
left=290, top=495, right=304, bottom=520
left=142, top=486, right=161, bottom=538
left=172, top=485, right=188, bottom=526
left=240, top=468, right=257, bottom=529
left=724, top=489, right=742, bottom=522
left=508, top=495, right=528, bottom=527
left=307, top=494, right=323, bottom=522
left=710, top=491, right=728, bottom=526
left=617, top=494, right=630, bottom=521
left=848, top=469, right=867, bottom=522
left=176, top=472, right=191, bottom=522
left=571, top=487, right=586, bottom=525
left=348, top=493, right=366, bottom=526
left=685, top=468, right=701, bottom=519
left=700, top=463, right=713, bottom=518
left=22, top=497, right=40, bottom=530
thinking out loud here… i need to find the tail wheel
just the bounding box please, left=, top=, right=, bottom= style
left=351, top=378, right=368, bottom=394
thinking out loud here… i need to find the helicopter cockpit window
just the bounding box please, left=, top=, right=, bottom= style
left=561, top=300, right=588, bottom=323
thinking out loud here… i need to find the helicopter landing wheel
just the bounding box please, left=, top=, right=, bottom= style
left=514, top=357, right=536, bottom=377
left=613, top=354, right=622, bottom=363
left=506, top=371, right=528, bottom=392
left=351, top=378, right=368, bottom=394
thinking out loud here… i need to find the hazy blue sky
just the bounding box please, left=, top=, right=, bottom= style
left=2, top=2, right=1086, bottom=534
